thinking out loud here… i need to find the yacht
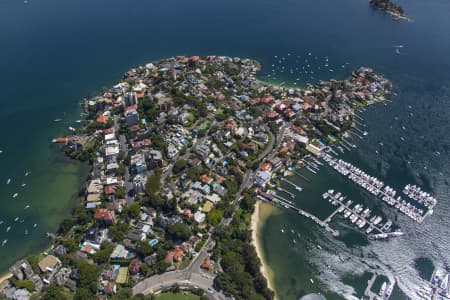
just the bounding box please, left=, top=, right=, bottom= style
left=21, top=183, right=26, bottom=187
left=12, top=193, right=18, bottom=198
left=1, top=240, right=7, bottom=247
left=6, top=179, right=11, bottom=184
left=6, top=226, right=11, bottom=232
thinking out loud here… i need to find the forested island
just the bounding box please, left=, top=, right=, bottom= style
left=369, top=0, right=411, bottom=21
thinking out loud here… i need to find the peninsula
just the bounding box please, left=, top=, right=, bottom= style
left=0, top=55, right=391, bottom=300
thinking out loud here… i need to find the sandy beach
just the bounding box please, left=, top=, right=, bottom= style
left=251, top=200, right=278, bottom=299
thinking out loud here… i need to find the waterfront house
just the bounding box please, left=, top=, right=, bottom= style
left=38, top=255, right=60, bottom=273
left=94, top=209, right=116, bottom=226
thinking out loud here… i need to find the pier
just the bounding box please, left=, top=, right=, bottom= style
left=261, top=193, right=339, bottom=237
left=363, top=273, right=379, bottom=300
left=276, top=187, right=295, bottom=198
left=353, top=119, right=366, bottom=127
left=325, top=191, right=384, bottom=234
left=281, top=177, right=303, bottom=191
left=323, top=205, right=343, bottom=223
left=292, top=170, right=312, bottom=182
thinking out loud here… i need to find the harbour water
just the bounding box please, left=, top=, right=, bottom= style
left=1, top=0, right=450, bottom=298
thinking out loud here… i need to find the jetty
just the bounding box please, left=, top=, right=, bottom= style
left=292, top=170, right=311, bottom=182
left=281, top=177, right=303, bottom=191
left=276, top=187, right=295, bottom=198
left=258, top=191, right=339, bottom=237
left=273, top=197, right=339, bottom=237
left=325, top=191, right=384, bottom=234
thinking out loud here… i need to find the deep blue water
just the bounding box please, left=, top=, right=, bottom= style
left=1, top=0, right=450, bottom=298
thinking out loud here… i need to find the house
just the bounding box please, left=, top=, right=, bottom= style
left=194, top=211, right=206, bottom=224
left=212, top=183, right=227, bottom=196
left=38, top=255, right=60, bottom=273
left=104, top=281, right=116, bottom=295
left=144, top=253, right=158, bottom=267
left=125, top=110, right=140, bottom=126
left=94, top=209, right=116, bottom=226
left=129, top=259, right=141, bottom=275
left=177, top=112, right=191, bottom=125
left=199, top=174, right=214, bottom=185
left=201, top=256, right=213, bottom=271
left=84, top=227, right=106, bottom=245
left=130, top=153, right=147, bottom=174
left=133, top=174, right=148, bottom=194
left=166, top=144, right=179, bottom=159
left=124, top=92, right=137, bottom=107
left=64, top=279, right=77, bottom=292
left=195, top=144, right=211, bottom=158
left=260, top=162, right=272, bottom=171
left=110, top=244, right=129, bottom=260
left=149, top=150, right=163, bottom=168
left=255, top=132, right=269, bottom=143
left=255, top=170, right=271, bottom=188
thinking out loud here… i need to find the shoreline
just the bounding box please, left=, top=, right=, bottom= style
left=251, top=200, right=277, bottom=299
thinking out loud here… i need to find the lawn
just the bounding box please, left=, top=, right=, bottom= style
left=157, top=292, right=200, bottom=300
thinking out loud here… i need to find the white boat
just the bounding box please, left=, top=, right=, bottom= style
left=25, top=171, right=30, bottom=176
left=6, top=227, right=11, bottom=232
left=6, top=179, right=11, bottom=184
left=14, top=217, right=19, bottom=222
left=310, top=278, right=314, bottom=284
left=12, top=193, right=18, bottom=198
left=21, top=183, right=26, bottom=187
left=1, top=240, right=7, bottom=247
left=53, top=118, right=62, bottom=122
left=33, top=224, right=37, bottom=228
left=24, top=229, right=28, bottom=235
left=24, top=205, right=30, bottom=210
left=379, top=282, right=387, bottom=296
left=281, top=229, right=284, bottom=233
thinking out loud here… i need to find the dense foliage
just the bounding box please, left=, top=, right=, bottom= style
left=213, top=192, right=273, bottom=300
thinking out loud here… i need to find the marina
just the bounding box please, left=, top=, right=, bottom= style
left=322, top=190, right=403, bottom=239
left=320, top=152, right=437, bottom=223
left=362, top=273, right=396, bottom=300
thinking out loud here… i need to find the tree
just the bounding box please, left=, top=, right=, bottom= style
left=207, top=209, right=224, bottom=226
left=116, top=186, right=126, bottom=198
left=42, top=285, right=65, bottom=300
left=173, top=159, right=188, bottom=174
left=109, top=223, right=129, bottom=242
left=74, top=288, right=92, bottom=300
left=76, top=260, right=99, bottom=295
left=92, top=241, right=114, bottom=264
left=146, top=170, right=162, bottom=196
left=136, top=240, right=153, bottom=257
left=126, top=203, right=141, bottom=219
left=15, top=280, right=35, bottom=292
left=166, top=222, right=192, bottom=242
left=58, top=218, right=73, bottom=235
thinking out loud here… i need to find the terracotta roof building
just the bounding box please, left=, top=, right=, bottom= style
left=94, top=209, right=116, bottom=226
